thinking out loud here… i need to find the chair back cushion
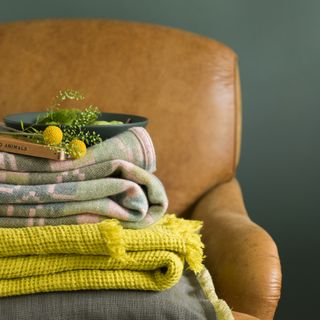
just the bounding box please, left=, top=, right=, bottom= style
left=0, top=19, right=241, bottom=215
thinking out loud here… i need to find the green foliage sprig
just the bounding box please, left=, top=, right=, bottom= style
left=62, top=124, right=102, bottom=146
left=33, top=90, right=103, bottom=146
left=52, top=89, right=85, bottom=108
left=72, top=106, right=101, bottom=127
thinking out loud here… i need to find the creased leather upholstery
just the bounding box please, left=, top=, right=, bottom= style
left=0, top=19, right=281, bottom=319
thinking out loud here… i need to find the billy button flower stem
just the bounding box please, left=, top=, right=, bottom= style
left=0, top=125, right=64, bottom=147
left=0, top=130, right=44, bottom=140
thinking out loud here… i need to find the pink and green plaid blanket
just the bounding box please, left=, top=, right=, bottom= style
left=0, top=127, right=168, bottom=229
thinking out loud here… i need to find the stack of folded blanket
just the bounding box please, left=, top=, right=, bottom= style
left=0, top=127, right=167, bottom=229
left=0, top=127, right=233, bottom=320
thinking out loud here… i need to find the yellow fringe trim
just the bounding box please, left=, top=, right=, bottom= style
left=197, top=268, right=234, bottom=320
left=97, top=219, right=126, bottom=260
left=162, top=214, right=205, bottom=274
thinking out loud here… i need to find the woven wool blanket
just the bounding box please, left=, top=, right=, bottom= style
left=0, top=127, right=167, bottom=228
left=0, top=215, right=204, bottom=297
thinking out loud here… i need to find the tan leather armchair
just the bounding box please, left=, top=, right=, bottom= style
left=0, top=19, right=281, bottom=320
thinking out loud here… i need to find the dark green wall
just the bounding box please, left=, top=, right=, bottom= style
left=1, top=1, right=319, bottom=318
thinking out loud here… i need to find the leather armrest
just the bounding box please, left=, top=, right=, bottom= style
left=191, top=178, right=281, bottom=320
left=232, top=311, right=260, bottom=320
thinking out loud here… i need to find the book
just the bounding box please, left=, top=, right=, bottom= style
left=0, top=135, right=67, bottom=160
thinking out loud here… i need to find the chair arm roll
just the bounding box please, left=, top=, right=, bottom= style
left=191, top=178, right=281, bottom=320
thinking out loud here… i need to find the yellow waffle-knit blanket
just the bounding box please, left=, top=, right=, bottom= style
left=0, top=215, right=205, bottom=297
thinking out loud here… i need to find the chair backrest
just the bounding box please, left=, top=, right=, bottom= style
left=0, top=19, right=242, bottom=216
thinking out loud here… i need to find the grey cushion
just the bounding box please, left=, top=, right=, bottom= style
left=0, top=269, right=216, bottom=320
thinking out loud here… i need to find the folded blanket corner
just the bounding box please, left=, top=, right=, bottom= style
left=161, top=214, right=205, bottom=273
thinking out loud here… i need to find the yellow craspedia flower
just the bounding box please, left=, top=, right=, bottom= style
left=68, top=139, right=87, bottom=159
left=43, top=126, right=63, bottom=145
